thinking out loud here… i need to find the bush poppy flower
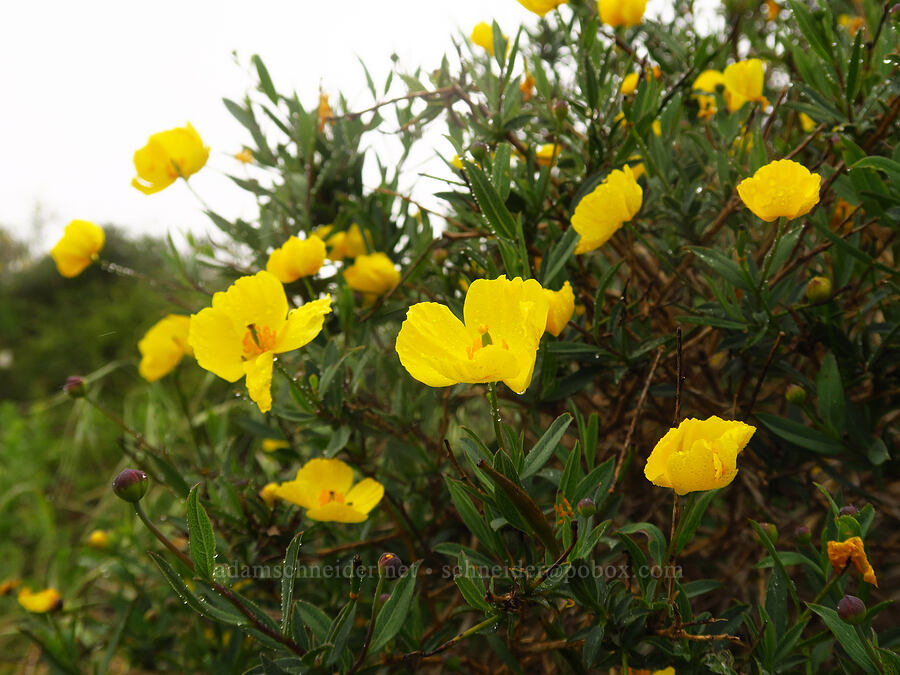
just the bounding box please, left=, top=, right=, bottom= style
left=266, top=236, right=327, bottom=283
left=644, top=416, right=756, bottom=495
left=737, top=159, right=821, bottom=222
left=470, top=22, right=497, bottom=55
left=572, top=166, right=643, bottom=254
left=50, top=220, right=104, bottom=278
left=517, top=0, right=568, bottom=16
left=18, top=587, right=63, bottom=613
left=827, top=536, right=878, bottom=586
left=188, top=271, right=331, bottom=413
left=313, top=224, right=371, bottom=260
left=138, top=314, right=192, bottom=382
left=723, top=59, right=768, bottom=112
left=132, top=123, right=209, bottom=195
left=344, top=252, right=401, bottom=301
left=273, top=458, right=384, bottom=523
left=395, top=275, right=549, bottom=394
left=598, top=0, right=647, bottom=27
left=692, top=69, right=726, bottom=119
left=544, top=281, right=575, bottom=336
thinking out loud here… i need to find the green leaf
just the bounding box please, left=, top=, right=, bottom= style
left=521, top=414, right=572, bottom=480
left=295, top=600, right=331, bottom=643
left=540, top=227, right=579, bottom=287
left=808, top=604, right=878, bottom=674
left=187, top=485, right=217, bottom=581
left=787, top=0, right=834, bottom=64
left=617, top=522, right=667, bottom=566
left=252, top=54, right=278, bottom=104
left=463, top=160, right=516, bottom=240
left=445, top=477, right=505, bottom=558
left=846, top=30, right=863, bottom=107
left=675, top=489, right=720, bottom=555
left=147, top=552, right=244, bottom=626
left=750, top=520, right=799, bottom=613
left=280, top=532, right=303, bottom=637
left=455, top=553, right=492, bottom=612
left=689, top=247, right=750, bottom=292
left=756, top=413, right=844, bottom=454
left=816, top=352, right=846, bottom=434
left=850, top=155, right=900, bottom=184
left=370, top=561, right=421, bottom=652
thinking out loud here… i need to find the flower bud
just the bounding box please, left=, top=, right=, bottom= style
left=64, top=375, right=87, bottom=398
left=837, top=594, right=866, bottom=624
left=552, top=99, right=569, bottom=122
left=805, top=276, right=832, bottom=303
left=785, top=384, right=807, bottom=405
left=378, top=552, right=406, bottom=579
left=794, top=525, right=811, bottom=543
left=378, top=593, right=391, bottom=604
left=839, top=504, right=858, bottom=517
left=470, top=142, right=490, bottom=163
left=755, top=522, right=778, bottom=543
left=87, top=529, right=110, bottom=550
left=112, top=469, right=149, bottom=502
left=576, top=497, right=596, bottom=517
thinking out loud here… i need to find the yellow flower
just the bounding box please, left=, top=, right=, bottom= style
left=644, top=416, right=756, bottom=495
left=50, top=220, right=105, bottom=278
left=138, top=314, right=193, bottom=382
left=798, top=112, right=816, bottom=132
left=131, top=123, right=209, bottom=195
left=598, top=0, right=647, bottom=28
left=517, top=0, right=568, bottom=16
left=234, top=148, right=253, bottom=163
left=723, top=59, right=768, bottom=112
left=262, top=438, right=290, bottom=452
left=0, top=579, right=20, bottom=596
left=273, top=458, right=384, bottom=523
left=535, top=144, right=559, bottom=167
left=692, top=69, right=726, bottom=119
left=572, top=165, right=643, bottom=254
left=544, top=281, right=575, bottom=336
left=620, top=72, right=640, bottom=95
left=266, top=236, right=326, bottom=283
left=344, top=252, right=401, bottom=301
left=188, top=271, right=331, bottom=413
left=837, top=14, right=865, bottom=37
left=451, top=154, right=465, bottom=170
left=471, top=22, right=506, bottom=56
left=651, top=119, right=661, bottom=136
left=737, top=159, right=821, bottom=222
left=396, top=275, right=549, bottom=394
left=313, top=224, right=371, bottom=260
left=827, top=536, right=878, bottom=587
left=18, top=587, right=63, bottom=613
left=318, top=93, right=332, bottom=132
left=259, top=482, right=280, bottom=507
left=627, top=155, right=645, bottom=180
left=87, top=529, right=110, bottom=550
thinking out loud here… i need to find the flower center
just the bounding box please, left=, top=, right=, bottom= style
left=318, top=489, right=345, bottom=506
left=465, top=326, right=510, bottom=360
left=241, top=324, right=278, bottom=359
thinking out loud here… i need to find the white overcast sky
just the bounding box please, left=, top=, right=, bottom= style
left=0, top=0, right=693, bottom=253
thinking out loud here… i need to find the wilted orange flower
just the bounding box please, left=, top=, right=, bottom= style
left=544, top=281, right=575, bottom=336
left=18, top=587, right=63, bottom=613
left=572, top=165, right=642, bottom=254
left=723, top=59, right=768, bottom=112
left=266, top=235, right=326, bottom=283
left=131, top=123, right=209, bottom=195
left=520, top=71, right=536, bottom=101
left=0, top=579, right=20, bottom=596
left=318, top=93, right=332, bottom=132
left=517, top=0, right=568, bottom=16
left=737, top=159, right=821, bottom=222
left=598, top=0, right=647, bottom=28
left=644, top=416, right=756, bottom=495
left=344, top=252, right=401, bottom=301
left=273, top=458, right=384, bottom=523
left=396, top=276, right=549, bottom=394
left=765, top=0, right=779, bottom=21
left=138, top=314, right=192, bottom=382
left=50, top=220, right=105, bottom=278
left=827, top=536, right=878, bottom=586
left=188, top=271, right=331, bottom=413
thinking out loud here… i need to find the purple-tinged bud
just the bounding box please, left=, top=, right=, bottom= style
left=112, top=469, right=149, bottom=502
left=378, top=593, right=391, bottom=604
left=378, top=552, right=406, bottom=579
left=755, top=522, right=779, bottom=544
left=576, top=498, right=596, bottom=517
left=794, top=525, right=811, bottom=543
left=785, top=384, right=807, bottom=405
left=64, top=375, right=87, bottom=398
left=839, top=504, right=858, bottom=517
left=552, top=99, right=569, bottom=122
left=837, top=595, right=866, bottom=624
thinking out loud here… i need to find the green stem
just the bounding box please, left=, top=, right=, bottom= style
left=760, top=217, right=786, bottom=284
left=274, top=360, right=318, bottom=413
left=422, top=614, right=502, bottom=657
left=133, top=503, right=194, bottom=570
left=796, top=564, right=848, bottom=625
left=486, top=382, right=505, bottom=455
left=664, top=492, right=682, bottom=608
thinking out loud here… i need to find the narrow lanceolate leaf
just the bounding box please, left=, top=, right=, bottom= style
left=521, top=413, right=572, bottom=480
left=369, top=561, right=421, bottom=652
left=816, top=352, right=846, bottom=434
left=147, top=551, right=244, bottom=626
left=808, top=604, right=879, bottom=674
left=463, top=160, right=516, bottom=240
left=187, top=484, right=217, bottom=581
left=280, top=532, right=303, bottom=637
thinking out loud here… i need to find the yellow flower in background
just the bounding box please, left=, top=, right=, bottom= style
left=598, top=0, right=647, bottom=28
left=644, top=416, right=756, bottom=495
left=470, top=22, right=497, bottom=56
left=543, top=281, right=575, bottom=337
left=131, top=123, right=209, bottom=195
left=318, top=93, right=332, bottom=132
left=50, top=220, right=105, bottom=278
left=723, top=59, right=767, bottom=112
left=396, top=276, right=549, bottom=394
left=837, top=14, right=865, bottom=37
left=18, top=588, right=63, bottom=613
left=798, top=112, right=816, bottom=132
left=234, top=148, right=253, bottom=163
left=344, top=252, right=401, bottom=300
left=692, top=69, right=726, bottom=119
left=87, top=530, right=110, bottom=550
left=520, top=71, right=536, bottom=101
left=259, top=482, right=280, bottom=507
left=313, top=224, right=371, bottom=260
left=737, top=159, right=821, bottom=222
left=266, top=235, right=326, bottom=283
left=188, top=271, right=331, bottom=413
left=273, top=458, right=384, bottom=523
left=138, top=314, right=193, bottom=382
left=535, top=144, right=559, bottom=167
left=0, top=579, right=20, bottom=596
left=572, top=165, right=643, bottom=254
left=827, top=536, right=878, bottom=586
left=262, top=438, right=290, bottom=452
left=620, top=72, right=640, bottom=95
left=627, top=155, right=645, bottom=180
left=517, top=0, right=568, bottom=17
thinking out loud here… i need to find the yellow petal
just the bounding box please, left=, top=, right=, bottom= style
left=50, top=220, right=105, bottom=278
left=242, top=351, right=274, bottom=413
left=266, top=236, right=326, bottom=283
left=599, top=0, right=646, bottom=27
left=296, top=458, right=355, bottom=494
left=517, top=0, right=568, bottom=17
left=305, top=502, right=369, bottom=523
left=138, top=314, right=192, bottom=382
left=344, top=253, right=401, bottom=296
left=396, top=302, right=478, bottom=387
left=344, top=478, right=385, bottom=514
left=737, top=159, right=821, bottom=222
left=189, top=306, right=244, bottom=382
left=259, top=482, right=279, bottom=507
left=470, top=22, right=495, bottom=56
left=213, top=271, right=289, bottom=336
left=275, top=296, right=331, bottom=353
left=132, top=123, right=208, bottom=194
left=620, top=72, right=640, bottom=95
left=17, top=588, right=62, bottom=613
left=572, top=166, right=642, bottom=254
left=544, top=281, right=575, bottom=336
left=723, top=59, right=765, bottom=111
